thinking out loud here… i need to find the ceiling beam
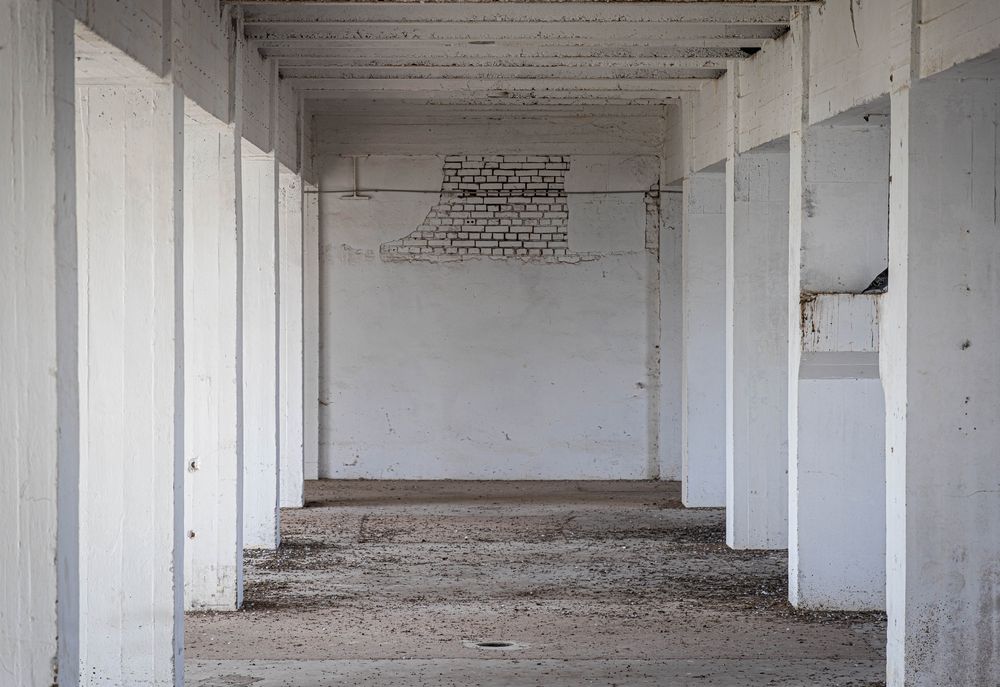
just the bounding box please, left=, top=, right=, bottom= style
left=256, top=45, right=751, bottom=60
left=240, top=3, right=794, bottom=23
left=283, top=76, right=704, bottom=91
left=244, top=22, right=785, bottom=42
left=278, top=65, right=724, bottom=79
left=266, top=55, right=735, bottom=69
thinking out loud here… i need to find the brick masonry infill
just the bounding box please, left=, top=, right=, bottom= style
left=381, top=154, right=661, bottom=262
left=381, top=154, right=572, bottom=261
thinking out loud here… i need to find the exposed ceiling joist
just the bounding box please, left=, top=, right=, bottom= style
left=229, top=0, right=805, bottom=108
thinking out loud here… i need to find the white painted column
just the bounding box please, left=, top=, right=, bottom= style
left=76, top=79, right=184, bottom=684
left=242, top=141, right=280, bottom=549
left=0, top=2, right=79, bottom=684
left=790, top=121, right=888, bottom=610
left=658, top=189, right=683, bottom=481
left=726, top=148, right=790, bottom=550
left=885, top=73, right=1000, bottom=687
left=183, top=102, right=243, bottom=610
left=278, top=166, right=305, bottom=507
left=302, top=180, right=321, bottom=481
left=681, top=170, right=726, bottom=506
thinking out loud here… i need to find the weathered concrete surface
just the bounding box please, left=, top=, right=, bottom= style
left=186, top=481, right=884, bottom=686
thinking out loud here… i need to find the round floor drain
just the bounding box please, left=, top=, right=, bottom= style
left=463, top=639, right=527, bottom=651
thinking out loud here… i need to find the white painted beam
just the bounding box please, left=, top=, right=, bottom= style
left=242, top=3, right=794, bottom=24
left=0, top=2, right=79, bottom=684
left=245, top=22, right=785, bottom=42
left=276, top=56, right=734, bottom=69
left=260, top=45, right=751, bottom=60
left=278, top=66, right=724, bottom=80
left=283, top=77, right=707, bottom=93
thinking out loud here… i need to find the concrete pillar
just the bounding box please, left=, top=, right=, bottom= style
left=302, top=180, right=321, bottom=481
left=726, top=148, right=790, bottom=549
left=182, top=101, right=243, bottom=610
left=242, top=141, right=280, bottom=549
left=659, top=189, right=683, bottom=481
left=789, top=120, right=888, bottom=610
left=75, top=72, right=184, bottom=684
left=884, top=72, right=1000, bottom=687
left=681, top=170, right=727, bottom=506
left=278, top=166, right=305, bottom=507
left=0, top=2, right=79, bottom=684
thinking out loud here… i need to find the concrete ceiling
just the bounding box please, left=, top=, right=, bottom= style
left=232, top=1, right=815, bottom=109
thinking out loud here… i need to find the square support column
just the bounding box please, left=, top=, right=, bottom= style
left=302, top=180, right=321, bottom=481
left=76, top=67, right=184, bottom=685
left=278, top=167, right=304, bottom=508
left=885, top=71, right=1000, bottom=687
left=242, top=141, right=280, bottom=549
left=681, top=170, right=727, bottom=507
left=0, top=2, right=79, bottom=684
left=726, top=148, right=790, bottom=549
left=183, top=102, right=243, bottom=610
left=659, top=189, right=683, bottom=481
left=789, top=119, right=889, bottom=611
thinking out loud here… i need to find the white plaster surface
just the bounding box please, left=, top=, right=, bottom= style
left=183, top=104, right=242, bottom=611
left=76, top=78, right=183, bottom=685
left=681, top=171, right=727, bottom=506
left=727, top=151, right=789, bottom=550
left=278, top=166, right=305, bottom=508
left=318, top=153, right=657, bottom=480
left=0, top=2, right=78, bottom=684
left=241, top=142, right=280, bottom=549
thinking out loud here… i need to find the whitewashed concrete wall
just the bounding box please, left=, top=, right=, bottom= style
left=75, top=76, right=183, bottom=686
left=681, top=171, right=726, bottom=506
left=278, top=165, right=304, bottom=506
left=182, top=102, right=242, bottom=611
left=0, top=2, right=79, bottom=684
left=317, top=143, right=661, bottom=480
left=241, top=142, right=280, bottom=548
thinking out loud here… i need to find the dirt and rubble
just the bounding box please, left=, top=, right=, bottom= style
left=186, top=480, right=885, bottom=686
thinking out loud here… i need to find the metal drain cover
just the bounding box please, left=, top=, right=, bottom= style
left=463, top=639, right=528, bottom=651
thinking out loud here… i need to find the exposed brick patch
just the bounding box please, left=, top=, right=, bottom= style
left=381, top=155, right=660, bottom=262
left=382, top=154, right=571, bottom=261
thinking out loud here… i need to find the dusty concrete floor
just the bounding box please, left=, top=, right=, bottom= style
left=185, top=480, right=885, bottom=686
